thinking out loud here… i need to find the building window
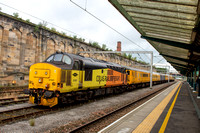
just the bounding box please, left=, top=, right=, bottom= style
left=20, top=76, right=24, bottom=80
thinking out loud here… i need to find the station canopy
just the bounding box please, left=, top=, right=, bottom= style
left=109, top=0, right=200, bottom=75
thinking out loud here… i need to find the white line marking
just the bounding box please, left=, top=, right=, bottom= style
left=98, top=83, right=177, bottom=133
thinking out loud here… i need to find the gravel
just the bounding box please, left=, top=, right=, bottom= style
left=0, top=83, right=169, bottom=133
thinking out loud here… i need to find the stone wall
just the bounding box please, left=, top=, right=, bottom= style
left=0, top=12, right=152, bottom=86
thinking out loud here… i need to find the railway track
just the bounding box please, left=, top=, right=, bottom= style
left=0, top=86, right=28, bottom=97
left=0, top=105, right=55, bottom=125
left=65, top=82, right=175, bottom=132
left=0, top=86, right=28, bottom=91
left=0, top=82, right=174, bottom=127
left=0, top=96, right=29, bottom=106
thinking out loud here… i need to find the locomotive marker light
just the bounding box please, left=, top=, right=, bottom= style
left=78, top=51, right=154, bottom=89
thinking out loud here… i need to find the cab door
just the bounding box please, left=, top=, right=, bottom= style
left=72, top=60, right=82, bottom=90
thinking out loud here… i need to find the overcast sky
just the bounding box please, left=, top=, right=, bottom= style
left=0, top=0, right=177, bottom=72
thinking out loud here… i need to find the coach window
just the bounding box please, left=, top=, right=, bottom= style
left=127, top=71, right=130, bottom=75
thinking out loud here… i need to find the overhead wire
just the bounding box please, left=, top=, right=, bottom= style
left=1, top=1, right=151, bottom=63
left=70, top=0, right=151, bottom=62
left=0, top=2, right=85, bottom=39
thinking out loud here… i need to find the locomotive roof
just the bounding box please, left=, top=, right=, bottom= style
left=68, top=53, right=126, bottom=72
left=46, top=52, right=169, bottom=75
left=123, top=66, right=168, bottom=76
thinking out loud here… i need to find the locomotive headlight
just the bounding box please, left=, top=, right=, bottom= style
left=38, top=78, right=43, bottom=83
left=45, top=84, right=49, bottom=88
left=35, top=71, right=37, bottom=75
left=45, top=72, right=48, bottom=75
left=52, top=82, right=56, bottom=86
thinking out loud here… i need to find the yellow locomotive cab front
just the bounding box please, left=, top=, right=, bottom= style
left=27, top=63, right=61, bottom=107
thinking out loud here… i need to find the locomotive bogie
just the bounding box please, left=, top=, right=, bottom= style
left=29, top=95, right=58, bottom=107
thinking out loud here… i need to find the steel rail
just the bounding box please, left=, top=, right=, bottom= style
left=69, top=82, right=175, bottom=133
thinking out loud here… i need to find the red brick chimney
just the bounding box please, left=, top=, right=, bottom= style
left=117, top=41, right=121, bottom=51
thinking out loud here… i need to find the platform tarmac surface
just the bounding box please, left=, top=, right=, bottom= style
left=98, top=81, right=200, bottom=133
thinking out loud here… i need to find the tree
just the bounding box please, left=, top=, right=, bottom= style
left=123, top=53, right=127, bottom=58
left=92, top=42, right=101, bottom=48
left=128, top=54, right=132, bottom=60
left=73, top=35, right=77, bottom=40
left=155, top=67, right=167, bottom=73
left=26, top=19, right=30, bottom=23
left=102, top=44, right=107, bottom=50
left=13, top=12, right=19, bottom=18
left=51, top=27, right=56, bottom=32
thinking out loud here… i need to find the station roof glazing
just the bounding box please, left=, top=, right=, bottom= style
left=109, top=0, right=200, bottom=75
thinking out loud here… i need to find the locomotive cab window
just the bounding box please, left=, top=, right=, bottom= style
left=46, top=54, right=72, bottom=65
left=63, top=55, right=72, bottom=65
left=54, top=54, right=63, bottom=61
left=46, top=55, right=54, bottom=62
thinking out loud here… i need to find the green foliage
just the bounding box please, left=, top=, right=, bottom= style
left=34, top=24, right=40, bottom=32
left=102, top=44, right=107, bottom=50
left=73, top=35, right=77, bottom=40
left=51, top=27, right=57, bottom=32
left=29, top=119, right=35, bottom=126
left=88, top=41, right=92, bottom=46
left=13, top=12, right=19, bottom=18
left=92, top=42, right=101, bottom=49
left=155, top=67, right=167, bottom=73
left=0, top=7, right=2, bottom=11
left=123, top=53, right=127, bottom=58
left=127, top=54, right=132, bottom=60
left=78, top=37, right=85, bottom=42
left=137, top=60, right=148, bottom=65
left=38, top=21, right=47, bottom=27
left=132, top=57, right=137, bottom=61
left=26, top=19, right=30, bottom=23
left=61, top=31, right=66, bottom=36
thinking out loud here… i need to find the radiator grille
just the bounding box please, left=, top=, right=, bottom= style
left=61, top=71, right=66, bottom=83
left=66, top=71, right=71, bottom=86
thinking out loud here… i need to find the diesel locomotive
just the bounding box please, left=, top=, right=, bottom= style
left=25, top=52, right=174, bottom=107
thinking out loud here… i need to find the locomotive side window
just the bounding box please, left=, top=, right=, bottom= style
left=85, top=69, right=92, bottom=81
left=143, top=74, right=148, bottom=77
left=63, top=55, right=72, bottom=65
left=73, top=61, right=80, bottom=70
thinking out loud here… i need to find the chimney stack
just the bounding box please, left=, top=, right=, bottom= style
left=117, top=41, right=121, bottom=51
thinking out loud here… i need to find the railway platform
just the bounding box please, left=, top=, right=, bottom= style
left=98, top=81, right=200, bottom=133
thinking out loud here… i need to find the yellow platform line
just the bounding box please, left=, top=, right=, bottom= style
left=159, top=83, right=182, bottom=133
left=132, top=82, right=182, bottom=133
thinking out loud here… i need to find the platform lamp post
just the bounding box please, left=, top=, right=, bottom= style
left=78, top=51, right=154, bottom=89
